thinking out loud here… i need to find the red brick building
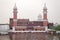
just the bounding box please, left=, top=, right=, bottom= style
left=9, top=3, right=48, bottom=32
left=8, top=3, right=54, bottom=40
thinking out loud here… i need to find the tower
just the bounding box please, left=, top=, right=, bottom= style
left=43, top=3, right=47, bottom=20
left=43, top=3, right=48, bottom=31
left=13, top=4, right=18, bottom=31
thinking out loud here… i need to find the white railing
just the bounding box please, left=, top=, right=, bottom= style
left=8, top=30, right=46, bottom=33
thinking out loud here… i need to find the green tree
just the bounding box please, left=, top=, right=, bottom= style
left=54, top=25, right=60, bottom=31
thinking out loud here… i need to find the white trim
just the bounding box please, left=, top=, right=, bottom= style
left=37, top=20, right=48, bottom=21
left=45, top=26, right=48, bottom=32
left=43, top=20, right=48, bottom=21
left=8, top=30, right=46, bottom=33
left=13, top=19, right=17, bottom=21
left=12, top=27, right=15, bottom=31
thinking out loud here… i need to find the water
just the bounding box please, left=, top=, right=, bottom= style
left=48, top=35, right=60, bottom=40
left=11, top=32, right=60, bottom=40
left=0, top=33, right=60, bottom=40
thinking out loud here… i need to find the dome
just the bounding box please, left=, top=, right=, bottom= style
left=38, top=14, right=42, bottom=21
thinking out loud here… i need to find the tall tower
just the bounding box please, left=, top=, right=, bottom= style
left=13, top=4, right=18, bottom=31
left=43, top=3, right=48, bottom=31
left=43, top=3, right=47, bottom=20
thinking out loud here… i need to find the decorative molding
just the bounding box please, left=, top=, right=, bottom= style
left=43, top=20, right=48, bottom=21
left=8, top=30, right=46, bottom=32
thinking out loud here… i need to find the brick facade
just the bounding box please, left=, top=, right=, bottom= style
left=9, top=3, right=53, bottom=40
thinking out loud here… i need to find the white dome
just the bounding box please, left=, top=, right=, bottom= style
left=38, top=14, right=42, bottom=21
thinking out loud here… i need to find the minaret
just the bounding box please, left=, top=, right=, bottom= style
left=43, top=3, right=47, bottom=20
left=43, top=3, right=48, bottom=31
left=13, top=4, right=18, bottom=31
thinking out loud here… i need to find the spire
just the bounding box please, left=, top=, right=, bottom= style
left=13, top=3, right=18, bottom=13
left=43, top=3, right=47, bottom=10
left=43, top=3, right=47, bottom=20
left=13, top=3, right=17, bottom=10
left=13, top=3, right=18, bottom=19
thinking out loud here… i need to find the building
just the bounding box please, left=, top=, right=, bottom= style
left=9, top=3, right=48, bottom=32
left=8, top=3, right=54, bottom=40
left=0, top=24, right=9, bottom=34
left=48, top=23, right=54, bottom=29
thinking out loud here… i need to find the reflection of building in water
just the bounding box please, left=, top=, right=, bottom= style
left=53, top=36, right=60, bottom=40
left=9, top=3, right=53, bottom=40
left=48, top=35, right=60, bottom=40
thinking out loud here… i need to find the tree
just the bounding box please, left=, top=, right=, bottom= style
left=54, top=25, right=60, bottom=31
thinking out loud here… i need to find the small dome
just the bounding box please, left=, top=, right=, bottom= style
left=38, top=14, right=42, bottom=21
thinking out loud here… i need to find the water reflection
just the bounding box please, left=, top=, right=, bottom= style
left=9, top=32, right=60, bottom=40
left=48, top=35, right=60, bottom=40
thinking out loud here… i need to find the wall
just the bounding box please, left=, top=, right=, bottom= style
left=0, top=24, right=9, bottom=34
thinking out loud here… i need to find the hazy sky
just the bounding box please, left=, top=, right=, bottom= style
left=0, top=0, right=60, bottom=24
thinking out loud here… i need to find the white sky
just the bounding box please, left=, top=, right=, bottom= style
left=0, top=0, right=60, bottom=24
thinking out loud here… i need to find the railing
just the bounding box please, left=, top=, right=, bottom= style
left=8, top=30, right=46, bottom=33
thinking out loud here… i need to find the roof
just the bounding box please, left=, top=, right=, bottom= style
left=0, top=24, right=9, bottom=25
left=17, top=19, right=29, bottom=22
left=10, top=18, right=43, bottom=26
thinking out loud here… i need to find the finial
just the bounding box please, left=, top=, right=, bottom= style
left=43, top=3, right=47, bottom=9
left=13, top=3, right=17, bottom=10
